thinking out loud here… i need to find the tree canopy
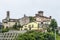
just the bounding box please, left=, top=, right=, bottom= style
left=16, top=30, right=55, bottom=40
left=49, top=19, right=58, bottom=32
left=29, top=16, right=36, bottom=22
left=13, top=22, right=22, bottom=30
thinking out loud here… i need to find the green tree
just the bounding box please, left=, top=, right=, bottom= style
left=13, top=22, right=23, bottom=30
left=13, top=22, right=18, bottom=30
left=17, top=23, right=23, bottom=30
left=29, top=16, right=36, bottom=22
left=16, top=30, right=55, bottom=40
left=2, top=27, right=9, bottom=33
left=49, top=19, right=58, bottom=32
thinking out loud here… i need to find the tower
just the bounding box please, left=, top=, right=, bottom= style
left=24, top=14, right=27, bottom=17
left=6, top=11, right=10, bottom=21
left=38, top=11, right=43, bottom=16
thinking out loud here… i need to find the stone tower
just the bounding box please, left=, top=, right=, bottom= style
left=38, top=11, right=43, bottom=16
left=6, top=11, right=10, bottom=21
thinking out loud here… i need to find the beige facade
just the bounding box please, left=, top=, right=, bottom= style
left=34, top=11, right=51, bottom=29
left=35, top=11, right=51, bottom=25
left=3, top=22, right=16, bottom=28
left=2, top=11, right=30, bottom=28
left=2, top=11, right=19, bottom=28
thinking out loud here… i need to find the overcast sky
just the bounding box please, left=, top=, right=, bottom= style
left=0, top=0, right=60, bottom=26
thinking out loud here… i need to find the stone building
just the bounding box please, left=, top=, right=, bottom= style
left=2, top=11, right=52, bottom=29
left=2, top=11, right=19, bottom=28
left=35, top=11, right=51, bottom=28
left=2, top=11, right=30, bottom=28
left=22, top=11, right=52, bottom=31
left=19, top=14, right=30, bottom=26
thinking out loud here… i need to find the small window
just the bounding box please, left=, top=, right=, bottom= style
left=41, top=22, right=43, bottom=24
left=24, top=28, right=28, bottom=30
left=29, top=25, right=31, bottom=27
left=6, top=26, right=8, bottom=29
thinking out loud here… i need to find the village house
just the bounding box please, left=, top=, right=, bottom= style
left=2, top=11, right=19, bottom=28
left=2, top=11, right=30, bottom=28
left=22, top=11, right=52, bottom=30
left=35, top=11, right=51, bottom=28
left=2, top=11, right=52, bottom=30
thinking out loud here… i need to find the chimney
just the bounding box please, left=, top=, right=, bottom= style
left=38, top=11, right=43, bottom=16
left=24, top=14, right=27, bottom=17
left=49, top=16, right=52, bottom=19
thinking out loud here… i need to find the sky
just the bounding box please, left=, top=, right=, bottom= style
left=0, top=0, right=60, bottom=26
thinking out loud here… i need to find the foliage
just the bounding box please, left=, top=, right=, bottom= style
left=0, top=25, right=9, bottom=33
left=56, top=34, right=60, bottom=40
left=29, top=16, right=36, bottom=22
left=13, top=22, right=23, bottom=30
left=49, top=19, right=58, bottom=32
left=16, top=30, right=55, bottom=40
left=2, top=28, right=9, bottom=33
left=13, top=22, right=18, bottom=30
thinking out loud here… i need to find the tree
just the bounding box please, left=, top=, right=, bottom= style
left=13, top=22, right=23, bottom=30
left=49, top=19, right=58, bottom=32
left=16, top=30, right=55, bottom=40
left=17, top=23, right=23, bottom=30
left=29, top=16, right=36, bottom=22
left=13, top=22, right=18, bottom=30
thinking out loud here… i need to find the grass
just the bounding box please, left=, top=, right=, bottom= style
left=56, top=34, right=60, bottom=40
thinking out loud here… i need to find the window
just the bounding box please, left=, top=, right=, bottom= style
left=41, top=22, right=43, bottom=24
left=29, top=25, right=31, bottom=27
left=24, top=28, right=28, bottom=30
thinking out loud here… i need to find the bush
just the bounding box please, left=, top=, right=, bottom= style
left=16, top=30, right=55, bottom=40
left=2, top=28, right=9, bottom=33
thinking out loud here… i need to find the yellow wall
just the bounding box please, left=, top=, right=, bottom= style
left=22, top=22, right=42, bottom=30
